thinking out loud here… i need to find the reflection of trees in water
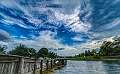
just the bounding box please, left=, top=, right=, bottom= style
left=103, top=60, right=120, bottom=64
left=102, top=61, right=120, bottom=74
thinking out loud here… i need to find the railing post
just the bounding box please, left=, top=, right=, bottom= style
left=50, top=60, right=53, bottom=69
left=53, top=60, right=55, bottom=65
left=46, top=60, right=49, bottom=70
left=40, top=60, right=43, bottom=74
left=33, top=59, right=37, bottom=74
left=18, top=57, right=24, bottom=74
left=10, top=62, right=14, bottom=74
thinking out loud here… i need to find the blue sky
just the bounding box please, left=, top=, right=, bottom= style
left=0, top=0, right=120, bottom=56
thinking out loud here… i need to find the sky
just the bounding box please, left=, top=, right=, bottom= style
left=0, top=0, right=120, bottom=56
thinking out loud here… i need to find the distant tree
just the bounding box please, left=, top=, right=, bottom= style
left=91, top=49, right=97, bottom=56
left=27, top=48, right=36, bottom=57
left=99, top=41, right=113, bottom=56
left=37, top=48, right=48, bottom=58
left=0, top=46, right=6, bottom=54
left=48, top=52, right=57, bottom=58
left=9, top=44, right=36, bottom=57
left=85, top=50, right=91, bottom=56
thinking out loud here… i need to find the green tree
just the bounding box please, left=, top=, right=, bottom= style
left=91, top=49, right=97, bottom=56
left=48, top=52, right=57, bottom=58
left=99, top=41, right=113, bottom=56
left=0, top=46, right=6, bottom=54
left=9, top=44, right=36, bottom=57
left=37, top=48, right=48, bottom=58
left=85, top=50, right=91, bottom=56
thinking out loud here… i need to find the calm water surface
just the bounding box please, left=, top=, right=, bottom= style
left=53, top=60, right=120, bottom=74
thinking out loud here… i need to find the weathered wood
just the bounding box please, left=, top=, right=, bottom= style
left=33, top=58, right=37, bottom=74
left=10, top=62, right=14, bottom=74
left=46, top=60, right=49, bottom=70
left=0, top=55, right=67, bottom=74
left=40, top=60, right=43, bottom=74
left=18, top=57, right=25, bottom=74
left=50, top=60, right=53, bottom=69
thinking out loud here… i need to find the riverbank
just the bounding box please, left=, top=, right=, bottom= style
left=53, top=60, right=120, bottom=74
left=66, top=56, right=120, bottom=61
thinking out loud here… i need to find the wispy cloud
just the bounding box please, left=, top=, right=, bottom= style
left=0, top=29, right=10, bottom=41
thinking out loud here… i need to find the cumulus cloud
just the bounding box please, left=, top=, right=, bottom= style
left=7, top=31, right=76, bottom=51
left=13, top=30, right=113, bottom=56
left=0, top=28, right=115, bottom=56
left=0, top=30, right=81, bottom=56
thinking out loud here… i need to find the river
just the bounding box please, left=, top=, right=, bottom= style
left=53, top=60, right=120, bottom=74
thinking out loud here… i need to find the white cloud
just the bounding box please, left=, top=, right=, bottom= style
left=99, top=18, right=120, bottom=30
left=74, top=36, right=115, bottom=51
left=1, top=0, right=119, bottom=56
left=0, top=30, right=115, bottom=56
left=72, top=35, right=84, bottom=41
left=54, top=7, right=91, bottom=33
left=7, top=31, right=76, bottom=51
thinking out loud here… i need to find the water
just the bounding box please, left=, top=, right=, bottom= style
left=53, top=60, right=120, bottom=74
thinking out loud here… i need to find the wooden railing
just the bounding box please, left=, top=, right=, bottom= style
left=0, top=54, right=67, bottom=74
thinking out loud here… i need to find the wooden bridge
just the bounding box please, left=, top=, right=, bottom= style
left=0, top=54, right=67, bottom=74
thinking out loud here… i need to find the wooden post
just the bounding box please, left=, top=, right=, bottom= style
left=33, top=59, right=37, bottom=74
left=53, top=60, right=56, bottom=67
left=40, top=60, right=43, bottom=74
left=10, top=62, right=14, bottom=74
left=50, top=60, right=52, bottom=69
left=46, top=60, right=49, bottom=70
left=18, top=57, right=24, bottom=74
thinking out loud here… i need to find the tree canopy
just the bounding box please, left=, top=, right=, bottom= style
left=9, top=44, right=58, bottom=58
left=9, top=44, right=36, bottom=57
left=0, top=45, right=6, bottom=54
left=37, top=48, right=48, bottom=58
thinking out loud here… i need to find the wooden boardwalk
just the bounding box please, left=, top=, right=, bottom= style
left=0, top=54, right=67, bottom=74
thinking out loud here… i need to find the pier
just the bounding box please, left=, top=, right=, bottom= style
left=0, top=54, right=67, bottom=74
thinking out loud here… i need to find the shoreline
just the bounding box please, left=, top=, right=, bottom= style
left=65, top=56, right=120, bottom=61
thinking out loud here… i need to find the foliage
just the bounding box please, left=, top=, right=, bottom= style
left=9, top=45, right=58, bottom=58
left=9, top=44, right=36, bottom=57
left=48, top=51, right=57, bottom=58
left=99, top=41, right=113, bottom=56
left=73, top=37, right=120, bottom=60
left=0, top=45, right=6, bottom=54
left=37, top=48, right=48, bottom=58
left=37, top=48, right=58, bottom=58
left=99, top=37, right=120, bottom=56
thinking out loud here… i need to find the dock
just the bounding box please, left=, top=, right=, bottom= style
left=0, top=54, right=67, bottom=74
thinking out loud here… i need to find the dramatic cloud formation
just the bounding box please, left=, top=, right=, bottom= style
left=0, top=0, right=120, bottom=55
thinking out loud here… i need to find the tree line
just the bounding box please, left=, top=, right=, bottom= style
left=0, top=44, right=58, bottom=59
left=75, top=37, right=120, bottom=58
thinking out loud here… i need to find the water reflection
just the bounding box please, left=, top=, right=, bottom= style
left=53, top=60, right=120, bottom=74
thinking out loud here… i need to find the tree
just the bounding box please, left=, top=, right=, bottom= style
left=9, top=44, right=36, bottom=57
left=37, top=48, right=48, bottom=58
left=99, top=37, right=120, bottom=56
left=91, top=49, right=97, bottom=56
left=0, top=46, right=6, bottom=54
left=48, top=52, right=57, bottom=58
left=85, top=50, right=91, bottom=56
left=99, top=41, right=113, bottom=56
